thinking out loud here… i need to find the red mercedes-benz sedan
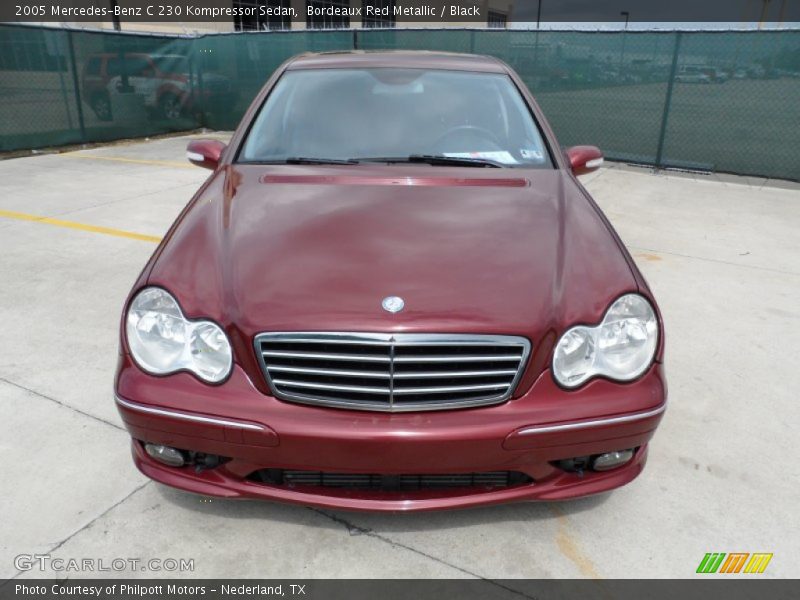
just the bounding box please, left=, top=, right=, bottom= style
left=115, top=51, right=666, bottom=511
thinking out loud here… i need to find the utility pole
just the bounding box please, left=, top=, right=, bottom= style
left=655, top=32, right=683, bottom=169
left=758, top=0, right=771, bottom=28
left=778, top=0, right=787, bottom=24
left=109, top=0, right=133, bottom=94
left=533, top=0, right=543, bottom=75
left=109, top=0, right=121, bottom=31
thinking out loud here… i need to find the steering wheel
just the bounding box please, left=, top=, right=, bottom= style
left=433, top=125, right=503, bottom=149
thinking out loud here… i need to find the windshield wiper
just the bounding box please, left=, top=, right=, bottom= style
left=238, top=157, right=360, bottom=165
left=356, top=155, right=504, bottom=168
left=284, top=157, right=360, bottom=165
left=242, top=155, right=505, bottom=167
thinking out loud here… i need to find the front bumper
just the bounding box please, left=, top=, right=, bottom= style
left=116, top=355, right=666, bottom=512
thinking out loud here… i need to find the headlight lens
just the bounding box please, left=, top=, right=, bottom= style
left=126, top=287, right=232, bottom=383
left=553, top=294, right=658, bottom=388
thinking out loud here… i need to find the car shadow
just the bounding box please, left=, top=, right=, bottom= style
left=154, top=483, right=610, bottom=533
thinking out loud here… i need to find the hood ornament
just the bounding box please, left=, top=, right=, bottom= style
left=382, top=296, right=405, bottom=313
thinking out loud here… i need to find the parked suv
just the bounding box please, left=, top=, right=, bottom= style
left=81, top=52, right=234, bottom=121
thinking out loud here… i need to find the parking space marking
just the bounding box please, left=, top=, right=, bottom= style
left=629, top=244, right=800, bottom=277
left=549, top=504, right=603, bottom=579
left=0, top=209, right=162, bottom=243
left=59, top=153, right=195, bottom=169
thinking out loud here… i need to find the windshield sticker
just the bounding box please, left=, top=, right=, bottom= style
left=443, top=151, right=519, bottom=164
left=520, top=148, right=544, bottom=161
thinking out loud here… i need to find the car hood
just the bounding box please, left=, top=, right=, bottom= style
left=148, top=164, right=637, bottom=352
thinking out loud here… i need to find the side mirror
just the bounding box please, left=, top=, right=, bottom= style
left=186, top=139, right=226, bottom=170
left=566, top=146, right=604, bottom=176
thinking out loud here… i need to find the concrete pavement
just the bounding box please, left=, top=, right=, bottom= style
left=1, top=134, right=798, bottom=580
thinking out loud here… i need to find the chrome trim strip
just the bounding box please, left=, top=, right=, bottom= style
left=115, top=396, right=266, bottom=431
left=516, top=404, right=667, bottom=436
left=260, top=332, right=393, bottom=344
left=254, top=332, right=532, bottom=413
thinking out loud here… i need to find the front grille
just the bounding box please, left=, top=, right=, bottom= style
left=255, top=333, right=530, bottom=412
left=248, top=468, right=533, bottom=491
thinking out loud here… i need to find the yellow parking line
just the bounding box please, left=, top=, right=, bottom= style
left=60, top=153, right=195, bottom=169
left=0, top=209, right=162, bottom=243
left=549, top=504, right=603, bottom=579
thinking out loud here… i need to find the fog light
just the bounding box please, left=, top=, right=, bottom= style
left=592, top=449, right=634, bottom=471
left=144, top=443, right=186, bottom=467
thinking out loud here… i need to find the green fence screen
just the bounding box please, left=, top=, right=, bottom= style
left=1, top=24, right=798, bottom=180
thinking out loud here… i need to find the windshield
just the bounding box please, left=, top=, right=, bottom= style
left=239, top=68, right=552, bottom=168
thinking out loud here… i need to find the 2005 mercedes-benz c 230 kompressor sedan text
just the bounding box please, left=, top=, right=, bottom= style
left=115, top=51, right=666, bottom=511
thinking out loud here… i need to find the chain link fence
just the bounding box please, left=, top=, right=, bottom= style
left=1, top=24, right=798, bottom=180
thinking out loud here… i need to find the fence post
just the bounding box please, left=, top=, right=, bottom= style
left=188, top=40, right=196, bottom=123
left=66, top=30, right=86, bottom=143
left=654, top=31, right=682, bottom=169
left=353, top=28, right=358, bottom=50
left=54, top=33, right=74, bottom=131
left=196, top=39, right=207, bottom=129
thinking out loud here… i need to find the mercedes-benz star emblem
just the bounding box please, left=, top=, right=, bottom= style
left=382, top=296, right=405, bottom=313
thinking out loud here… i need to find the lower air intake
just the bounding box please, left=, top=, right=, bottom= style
left=248, top=469, right=533, bottom=491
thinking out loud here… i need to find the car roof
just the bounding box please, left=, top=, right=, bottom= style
left=286, top=50, right=508, bottom=73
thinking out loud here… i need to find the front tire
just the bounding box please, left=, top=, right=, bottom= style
left=159, top=93, right=182, bottom=120
left=90, top=93, right=112, bottom=121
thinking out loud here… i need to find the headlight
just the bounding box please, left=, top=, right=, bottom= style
left=553, top=294, right=658, bottom=388
left=125, top=287, right=232, bottom=383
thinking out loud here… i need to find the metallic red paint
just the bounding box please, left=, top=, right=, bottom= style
left=187, top=139, right=226, bottom=170
left=566, top=145, right=605, bottom=176
left=130, top=441, right=651, bottom=511
left=115, top=52, right=666, bottom=511
left=116, top=352, right=664, bottom=511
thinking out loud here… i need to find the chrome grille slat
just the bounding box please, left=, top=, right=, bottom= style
left=255, top=333, right=531, bottom=412
left=392, top=383, right=510, bottom=394
left=268, top=365, right=392, bottom=378
left=393, top=354, right=522, bottom=363
left=268, top=338, right=393, bottom=346
left=272, top=379, right=390, bottom=394
left=392, top=369, right=518, bottom=379
left=262, top=350, right=391, bottom=362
